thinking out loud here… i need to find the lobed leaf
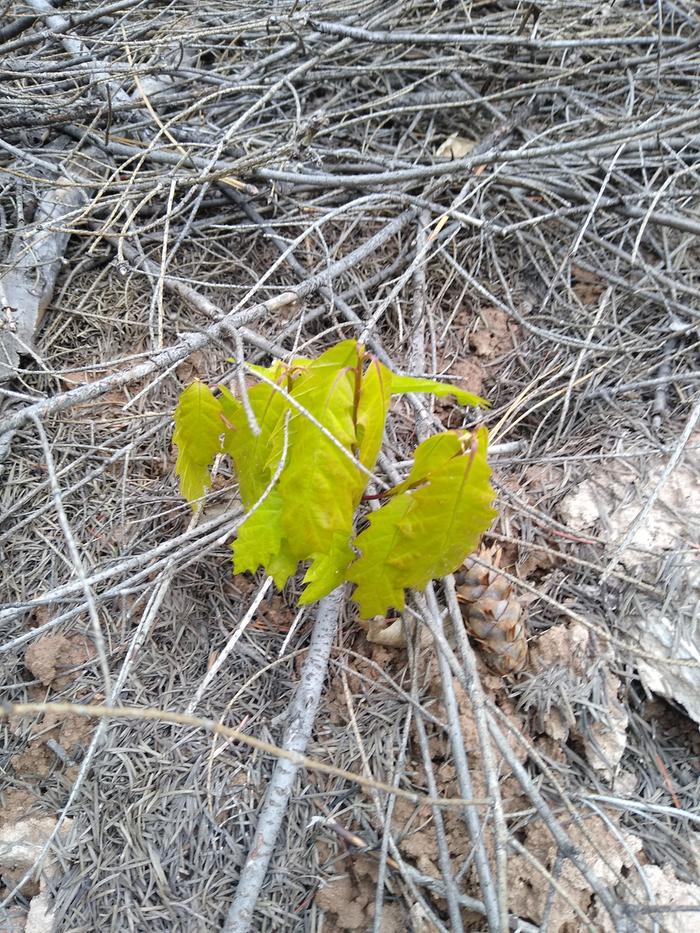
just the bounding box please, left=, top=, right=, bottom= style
left=174, top=340, right=494, bottom=613
left=233, top=488, right=297, bottom=589
left=390, top=373, right=489, bottom=408
left=356, top=357, right=392, bottom=471
left=389, top=431, right=462, bottom=497
left=172, top=381, right=225, bottom=507
left=347, top=428, right=497, bottom=618
left=229, top=341, right=371, bottom=594
left=278, top=341, right=361, bottom=584
left=299, top=533, right=356, bottom=605
left=219, top=382, right=289, bottom=508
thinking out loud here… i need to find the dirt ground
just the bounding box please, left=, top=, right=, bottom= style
left=1, top=2, right=700, bottom=932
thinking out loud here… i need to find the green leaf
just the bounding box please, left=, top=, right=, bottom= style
left=246, top=361, right=284, bottom=380
left=229, top=340, right=373, bottom=601
left=223, top=377, right=296, bottom=588
left=175, top=340, right=497, bottom=616
left=299, top=532, right=356, bottom=604
left=232, top=488, right=297, bottom=589
left=173, top=381, right=224, bottom=506
left=219, top=383, right=289, bottom=508
left=246, top=353, right=314, bottom=379
left=390, top=373, right=489, bottom=408
left=279, top=341, right=362, bottom=563
left=232, top=488, right=282, bottom=574
left=346, top=495, right=414, bottom=618
left=356, top=358, right=392, bottom=471
left=347, top=428, right=497, bottom=617
left=389, top=431, right=462, bottom=496
left=287, top=340, right=359, bottom=447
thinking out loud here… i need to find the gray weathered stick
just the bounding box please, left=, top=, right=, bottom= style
left=223, top=587, right=344, bottom=933
left=0, top=150, right=95, bottom=382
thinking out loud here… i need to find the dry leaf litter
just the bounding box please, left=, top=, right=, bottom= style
left=1, top=1, right=700, bottom=931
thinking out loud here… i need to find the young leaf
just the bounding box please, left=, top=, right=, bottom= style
left=246, top=354, right=313, bottom=379
left=389, top=431, right=462, bottom=497
left=174, top=339, right=495, bottom=614
left=356, top=357, right=392, bottom=471
left=390, top=373, right=489, bottom=408
left=347, top=428, right=497, bottom=618
left=230, top=340, right=370, bottom=597
left=233, top=488, right=297, bottom=589
left=278, top=341, right=362, bottom=562
left=173, top=381, right=225, bottom=506
left=346, top=495, right=414, bottom=617
left=246, top=360, right=287, bottom=381
left=299, top=532, right=356, bottom=605
left=219, top=382, right=289, bottom=508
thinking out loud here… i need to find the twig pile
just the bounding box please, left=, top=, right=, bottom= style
left=1, top=1, right=699, bottom=931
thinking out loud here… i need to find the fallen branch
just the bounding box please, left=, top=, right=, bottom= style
left=0, top=291, right=298, bottom=438
left=2, top=697, right=487, bottom=810
left=0, top=148, right=96, bottom=383
left=223, top=587, right=343, bottom=933
left=0, top=207, right=416, bottom=438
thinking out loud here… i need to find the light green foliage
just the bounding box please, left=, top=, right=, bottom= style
left=299, top=532, right=356, bottom=605
left=278, top=342, right=361, bottom=551
left=389, top=431, right=463, bottom=496
left=173, top=340, right=495, bottom=615
left=347, top=429, right=496, bottom=617
left=356, top=358, right=392, bottom=469
left=275, top=342, right=362, bottom=596
left=219, top=382, right=289, bottom=507
left=231, top=487, right=299, bottom=589
left=173, top=381, right=225, bottom=506
left=390, top=373, right=488, bottom=408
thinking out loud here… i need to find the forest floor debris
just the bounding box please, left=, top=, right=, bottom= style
left=2, top=1, right=700, bottom=931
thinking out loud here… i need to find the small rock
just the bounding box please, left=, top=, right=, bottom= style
left=0, top=819, right=59, bottom=874
left=0, top=819, right=71, bottom=933
left=592, top=863, right=700, bottom=933
left=25, top=890, right=53, bottom=933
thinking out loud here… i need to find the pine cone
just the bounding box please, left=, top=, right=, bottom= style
left=455, top=551, right=528, bottom=675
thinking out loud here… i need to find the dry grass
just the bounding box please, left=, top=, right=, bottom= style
left=1, top=1, right=699, bottom=930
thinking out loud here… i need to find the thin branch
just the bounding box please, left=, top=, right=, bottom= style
left=222, top=587, right=343, bottom=932
left=2, top=698, right=488, bottom=811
